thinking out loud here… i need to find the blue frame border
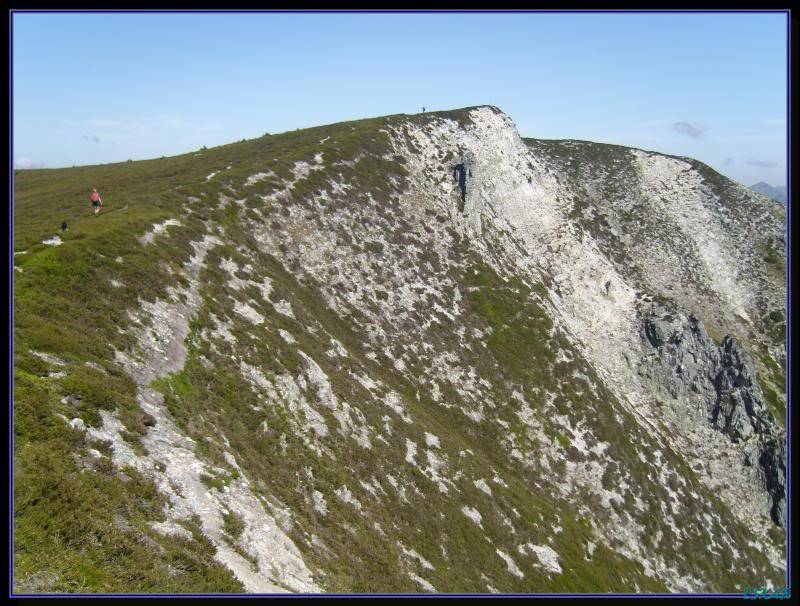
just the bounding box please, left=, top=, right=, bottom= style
left=7, top=7, right=792, bottom=599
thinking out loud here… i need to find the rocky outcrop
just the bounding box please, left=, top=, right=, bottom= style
left=639, top=309, right=786, bottom=527
left=397, top=106, right=786, bottom=549
left=711, top=336, right=770, bottom=442
left=758, top=437, right=788, bottom=529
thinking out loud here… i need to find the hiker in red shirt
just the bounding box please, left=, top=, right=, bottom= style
left=91, top=188, right=103, bottom=214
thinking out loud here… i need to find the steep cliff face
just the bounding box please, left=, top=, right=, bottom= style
left=13, top=106, right=787, bottom=594
left=389, top=106, right=786, bottom=538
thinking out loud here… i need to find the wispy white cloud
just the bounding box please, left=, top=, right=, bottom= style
left=673, top=121, right=707, bottom=139
left=64, top=114, right=190, bottom=139
left=746, top=158, right=778, bottom=168
left=49, top=113, right=225, bottom=164
left=14, top=156, right=47, bottom=169
left=86, top=118, right=124, bottom=128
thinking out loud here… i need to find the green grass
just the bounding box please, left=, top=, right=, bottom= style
left=13, top=407, right=243, bottom=593
left=13, top=109, right=426, bottom=593
left=222, top=511, right=246, bottom=540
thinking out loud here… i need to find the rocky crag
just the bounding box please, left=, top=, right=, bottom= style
left=639, top=311, right=786, bottom=528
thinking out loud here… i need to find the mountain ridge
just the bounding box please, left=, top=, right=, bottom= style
left=749, top=182, right=787, bottom=205
left=13, top=106, right=787, bottom=594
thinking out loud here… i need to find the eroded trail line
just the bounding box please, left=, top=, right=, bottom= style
left=89, top=227, right=320, bottom=593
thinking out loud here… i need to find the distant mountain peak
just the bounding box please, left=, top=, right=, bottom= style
left=749, top=182, right=787, bottom=204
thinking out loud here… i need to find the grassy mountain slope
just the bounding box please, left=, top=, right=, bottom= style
left=12, top=107, right=787, bottom=593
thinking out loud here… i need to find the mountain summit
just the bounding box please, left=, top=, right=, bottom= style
left=13, top=106, right=787, bottom=594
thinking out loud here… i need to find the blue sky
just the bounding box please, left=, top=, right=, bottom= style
left=12, top=11, right=788, bottom=186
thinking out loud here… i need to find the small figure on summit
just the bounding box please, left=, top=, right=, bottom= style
left=422, top=106, right=426, bottom=113
left=90, top=188, right=103, bottom=214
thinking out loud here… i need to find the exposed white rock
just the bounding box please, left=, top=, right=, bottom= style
left=461, top=506, right=482, bottom=527
left=384, top=392, right=412, bottom=424
left=399, top=543, right=435, bottom=571
left=278, top=329, right=296, bottom=344
left=474, top=478, right=492, bottom=496
left=408, top=572, right=437, bottom=593
left=256, top=278, right=273, bottom=301
left=492, top=474, right=508, bottom=488
left=334, top=485, right=363, bottom=512
left=234, top=301, right=265, bottom=325
left=312, top=490, right=328, bottom=516
left=273, top=299, right=295, bottom=318
left=30, top=351, right=66, bottom=366
left=139, top=218, right=182, bottom=245
left=405, top=438, right=417, bottom=465
left=245, top=171, right=276, bottom=186
left=496, top=549, right=524, bottom=578
left=526, top=544, right=562, bottom=574
left=325, top=338, right=348, bottom=358
left=424, top=432, right=440, bottom=449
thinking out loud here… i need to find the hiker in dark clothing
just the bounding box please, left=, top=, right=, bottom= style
left=61, top=221, right=68, bottom=233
